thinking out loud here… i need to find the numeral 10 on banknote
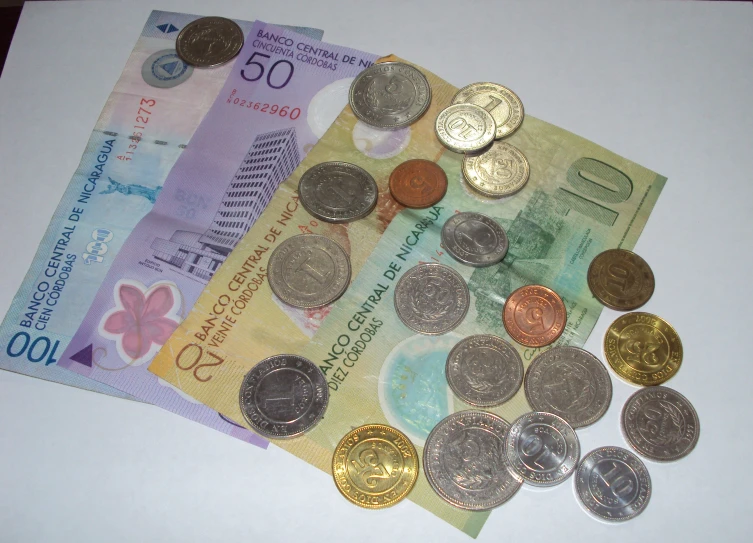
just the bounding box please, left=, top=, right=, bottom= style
left=558, top=158, right=633, bottom=226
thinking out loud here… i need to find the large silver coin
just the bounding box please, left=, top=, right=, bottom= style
left=441, top=212, right=508, bottom=267
left=268, top=234, right=351, bottom=308
left=576, top=446, right=651, bottom=521
left=524, top=347, right=612, bottom=428
left=349, top=62, right=432, bottom=129
left=239, top=354, right=329, bottom=439
left=446, top=335, right=523, bottom=407
left=176, top=17, right=244, bottom=68
left=504, top=411, right=580, bottom=486
left=621, top=386, right=700, bottom=462
left=435, top=103, right=496, bottom=154
left=424, top=411, right=522, bottom=510
left=298, top=162, right=378, bottom=223
left=394, top=264, right=469, bottom=335
left=141, top=49, right=193, bottom=89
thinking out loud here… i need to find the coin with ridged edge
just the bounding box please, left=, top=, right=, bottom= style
left=525, top=346, right=612, bottom=428
left=621, top=386, right=700, bottom=461
left=239, top=354, right=328, bottom=439
left=576, top=446, right=651, bottom=521
left=503, top=285, right=567, bottom=347
left=441, top=212, right=509, bottom=267
left=332, top=424, right=419, bottom=509
left=349, top=62, right=432, bottom=129
left=588, top=249, right=655, bottom=310
left=268, top=234, right=351, bottom=308
left=604, top=312, right=682, bottom=386
left=462, top=141, right=530, bottom=197
left=299, top=162, right=378, bottom=223
left=394, top=264, right=469, bottom=335
left=435, top=103, right=496, bottom=153
left=446, top=335, right=523, bottom=407
left=176, top=17, right=244, bottom=68
left=424, top=411, right=522, bottom=510
left=452, top=82, right=524, bottom=139
left=504, top=411, right=580, bottom=486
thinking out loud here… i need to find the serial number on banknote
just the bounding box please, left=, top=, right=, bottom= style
left=118, top=98, right=157, bottom=162
left=225, top=89, right=301, bottom=119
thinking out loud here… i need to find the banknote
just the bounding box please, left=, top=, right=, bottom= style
left=148, top=57, right=666, bottom=535
left=0, top=11, right=322, bottom=400
left=57, top=22, right=378, bottom=446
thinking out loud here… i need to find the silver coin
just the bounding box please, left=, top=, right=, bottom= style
left=424, top=411, right=522, bottom=510
left=176, top=17, right=244, bottom=68
left=239, top=354, right=329, bottom=439
left=446, top=335, right=523, bottom=407
left=349, top=62, right=432, bottom=129
left=298, top=162, right=378, bottom=223
left=394, top=264, right=469, bottom=335
left=441, top=212, right=508, bottom=267
left=504, top=411, right=580, bottom=486
left=621, top=386, right=700, bottom=462
left=524, top=347, right=612, bottom=428
left=141, top=49, right=193, bottom=88
left=435, top=103, right=496, bottom=153
left=576, top=446, right=651, bottom=521
left=268, top=234, right=351, bottom=308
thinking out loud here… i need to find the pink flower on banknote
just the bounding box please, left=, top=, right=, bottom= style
left=99, top=280, right=182, bottom=365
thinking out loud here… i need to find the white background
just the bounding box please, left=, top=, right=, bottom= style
left=1, top=1, right=751, bottom=541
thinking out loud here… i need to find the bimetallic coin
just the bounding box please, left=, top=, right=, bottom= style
left=176, top=17, right=244, bottom=68
left=588, top=249, right=655, bottom=310
left=503, top=285, right=567, bottom=347
left=141, top=49, right=193, bottom=88
left=239, top=354, right=328, bottom=439
left=452, top=82, right=524, bottom=139
left=604, top=312, right=682, bottom=386
left=424, top=411, right=522, bottom=510
left=298, top=162, right=378, bottom=223
left=446, top=335, right=523, bottom=407
left=435, top=104, right=496, bottom=154
left=504, top=411, right=580, bottom=486
left=389, top=159, right=448, bottom=208
left=394, top=264, right=469, bottom=335
left=268, top=234, right=351, bottom=308
left=349, top=62, right=432, bottom=129
left=332, top=424, right=419, bottom=508
left=462, top=141, right=530, bottom=197
left=622, top=386, right=700, bottom=461
left=441, top=212, right=508, bottom=267
left=576, top=446, right=651, bottom=521
left=524, top=347, right=612, bottom=428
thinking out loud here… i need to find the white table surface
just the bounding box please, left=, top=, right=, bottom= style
left=1, top=0, right=752, bottom=541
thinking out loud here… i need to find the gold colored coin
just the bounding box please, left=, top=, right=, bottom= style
left=462, top=141, right=530, bottom=197
left=332, top=424, right=419, bottom=509
left=435, top=103, right=496, bottom=153
left=587, top=249, right=655, bottom=310
left=604, top=312, right=682, bottom=386
left=452, top=82, right=524, bottom=139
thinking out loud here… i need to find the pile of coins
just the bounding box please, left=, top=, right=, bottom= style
left=236, top=60, right=699, bottom=523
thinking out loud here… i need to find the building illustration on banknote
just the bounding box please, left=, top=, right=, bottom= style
left=150, top=127, right=300, bottom=282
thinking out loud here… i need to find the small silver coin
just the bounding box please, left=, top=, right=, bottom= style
left=268, top=234, right=351, bottom=308
left=576, top=446, right=651, bottom=521
left=435, top=103, right=496, bottom=153
left=176, top=17, right=244, bottom=68
left=524, top=346, right=612, bottom=428
left=298, top=162, right=378, bottom=223
left=446, top=335, right=523, bottom=407
left=504, top=411, right=580, bottom=486
left=441, top=212, right=509, bottom=267
left=239, top=354, right=329, bottom=439
left=349, top=62, right=432, bottom=129
left=394, top=264, right=469, bottom=335
left=424, top=411, right=522, bottom=510
left=621, top=386, right=700, bottom=462
left=141, top=49, right=194, bottom=88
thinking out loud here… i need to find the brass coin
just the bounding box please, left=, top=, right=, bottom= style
left=604, top=312, right=682, bottom=386
left=462, top=141, right=530, bottom=197
left=503, top=285, right=567, bottom=347
left=332, top=424, right=419, bottom=509
left=452, top=82, right=524, bottom=139
left=587, top=249, right=655, bottom=310
left=435, top=103, right=496, bottom=154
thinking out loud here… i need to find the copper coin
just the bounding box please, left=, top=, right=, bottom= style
left=503, top=285, right=567, bottom=347
left=388, top=159, right=448, bottom=208
left=587, top=249, right=655, bottom=310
